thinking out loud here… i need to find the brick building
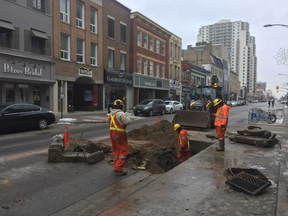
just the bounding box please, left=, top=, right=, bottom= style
left=130, top=12, right=171, bottom=105
left=52, top=0, right=103, bottom=113
left=102, top=0, right=132, bottom=110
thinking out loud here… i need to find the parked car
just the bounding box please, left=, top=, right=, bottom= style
left=164, top=101, right=183, bottom=114
left=0, top=103, right=55, bottom=132
left=134, top=99, right=166, bottom=116
left=237, top=101, right=243, bottom=106
left=231, top=101, right=237, bottom=107
left=226, top=101, right=232, bottom=106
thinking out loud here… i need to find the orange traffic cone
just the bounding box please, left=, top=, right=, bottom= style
left=155, top=116, right=159, bottom=124
left=64, top=126, right=69, bottom=147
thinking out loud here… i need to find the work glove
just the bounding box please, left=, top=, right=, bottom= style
left=221, top=125, right=225, bottom=131
left=115, top=135, right=121, bottom=142
left=179, top=147, right=184, bottom=153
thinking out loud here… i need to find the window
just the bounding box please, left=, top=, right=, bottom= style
left=170, top=64, right=172, bottom=79
left=90, top=43, right=98, bottom=66
left=150, top=36, right=154, bottom=51
left=174, top=44, right=177, bottom=58
left=33, top=0, right=42, bottom=11
left=178, top=67, right=180, bottom=79
left=90, top=7, right=97, bottom=33
left=170, top=42, right=172, bottom=56
left=108, top=18, right=114, bottom=38
left=178, top=46, right=180, bottom=59
left=0, top=29, right=12, bottom=48
left=77, top=39, right=84, bottom=63
left=161, top=42, right=165, bottom=55
left=31, top=37, right=45, bottom=55
left=149, top=61, right=154, bottom=76
left=137, top=56, right=142, bottom=73
left=60, top=34, right=70, bottom=60
left=121, top=23, right=126, bottom=43
left=137, top=30, right=142, bottom=46
left=60, top=0, right=69, bottom=23
left=156, top=63, right=159, bottom=77
left=174, top=66, right=177, bottom=78
left=161, top=64, right=165, bottom=78
left=156, top=39, right=160, bottom=53
left=121, top=53, right=126, bottom=71
left=143, top=59, right=148, bottom=75
left=108, top=49, right=114, bottom=68
left=143, top=33, right=148, bottom=48
left=76, top=1, right=84, bottom=28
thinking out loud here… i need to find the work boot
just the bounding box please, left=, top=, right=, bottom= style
left=114, top=170, right=128, bottom=175
left=216, top=140, right=225, bottom=151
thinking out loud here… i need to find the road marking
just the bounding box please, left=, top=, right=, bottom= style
left=0, top=149, right=47, bottom=162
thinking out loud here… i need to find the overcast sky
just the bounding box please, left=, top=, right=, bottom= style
left=119, top=0, right=288, bottom=98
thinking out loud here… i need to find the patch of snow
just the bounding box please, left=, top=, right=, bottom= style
left=249, top=165, right=266, bottom=170
left=269, top=180, right=277, bottom=189
left=58, top=118, right=77, bottom=124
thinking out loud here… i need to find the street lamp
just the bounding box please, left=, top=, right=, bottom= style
left=264, top=24, right=288, bottom=28
left=278, top=73, right=288, bottom=77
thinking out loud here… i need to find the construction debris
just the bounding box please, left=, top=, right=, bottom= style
left=224, top=168, right=272, bottom=196
left=229, top=127, right=278, bottom=147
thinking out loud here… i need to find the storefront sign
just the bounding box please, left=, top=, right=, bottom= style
left=79, top=67, right=92, bottom=77
left=133, top=74, right=169, bottom=90
left=140, top=77, right=156, bottom=87
left=104, top=70, right=133, bottom=86
left=3, top=63, right=42, bottom=77
left=18, top=84, right=29, bottom=88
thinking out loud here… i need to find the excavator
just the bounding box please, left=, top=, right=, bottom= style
left=173, top=76, right=223, bottom=129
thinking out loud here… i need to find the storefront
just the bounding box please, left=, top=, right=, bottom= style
left=133, top=74, right=170, bottom=105
left=0, top=54, right=54, bottom=110
left=169, top=81, right=181, bottom=102
left=104, top=69, right=133, bottom=110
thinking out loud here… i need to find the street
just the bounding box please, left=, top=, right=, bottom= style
left=0, top=102, right=278, bottom=216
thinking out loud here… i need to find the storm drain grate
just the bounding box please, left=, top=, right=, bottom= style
left=225, top=171, right=271, bottom=196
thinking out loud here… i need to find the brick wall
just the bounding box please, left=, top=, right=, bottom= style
left=102, top=0, right=131, bottom=73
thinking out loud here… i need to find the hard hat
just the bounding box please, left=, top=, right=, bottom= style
left=113, top=99, right=125, bottom=107
left=174, top=124, right=181, bottom=131
left=213, top=98, right=223, bottom=107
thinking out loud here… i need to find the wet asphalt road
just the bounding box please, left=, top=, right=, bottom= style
left=0, top=102, right=268, bottom=216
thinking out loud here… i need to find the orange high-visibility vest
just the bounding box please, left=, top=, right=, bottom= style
left=214, top=104, right=230, bottom=126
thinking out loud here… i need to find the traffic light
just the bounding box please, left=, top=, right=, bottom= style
left=276, top=86, right=279, bottom=93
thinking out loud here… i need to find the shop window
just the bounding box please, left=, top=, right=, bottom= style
left=137, top=30, right=142, bottom=46
left=31, top=37, right=45, bottom=55
left=60, top=0, right=70, bottom=23
left=156, top=39, right=160, bottom=53
left=156, top=62, right=159, bottom=77
left=120, top=23, right=126, bottom=43
left=161, top=64, right=165, bottom=78
left=90, top=43, right=98, bottom=66
left=61, top=34, right=70, bottom=60
left=108, top=17, right=114, bottom=39
left=149, top=60, right=154, bottom=76
left=5, top=88, right=15, bottom=103
left=137, top=56, right=142, bottom=73
left=76, top=1, right=84, bottom=28
left=77, top=39, right=84, bottom=63
left=108, top=49, right=114, bottom=68
left=121, top=53, right=126, bottom=71
left=143, top=58, right=148, bottom=75
left=0, top=28, right=12, bottom=48
left=90, top=7, right=97, bottom=34
left=143, top=33, right=148, bottom=48
left=150, top=36, right=154, bottom=51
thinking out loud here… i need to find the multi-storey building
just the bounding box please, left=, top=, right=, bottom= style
left=102, top=0, right=132, bottom=110
left=196, top=20, right=257, bottom=96
left=169, top=34, right=182, bottom=101
left=130, top=12, right=171, bottom=105
left=0, top=0, right=54, bottom=110
left=52, top=0, right=103, bottom=113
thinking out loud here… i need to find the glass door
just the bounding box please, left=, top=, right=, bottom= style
left=18, top=84, right=29, bottom=103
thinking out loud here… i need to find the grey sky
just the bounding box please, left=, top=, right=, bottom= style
left=119, top=0, right=288, bottom=97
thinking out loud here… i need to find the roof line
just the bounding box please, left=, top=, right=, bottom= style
left=112, top=0, right=131, bottom=11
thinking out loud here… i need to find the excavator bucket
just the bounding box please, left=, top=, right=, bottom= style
left=173, top=110, right=211, bottom=129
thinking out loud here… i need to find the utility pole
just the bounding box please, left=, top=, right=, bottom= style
left=120, top=70, right=127, bottom=112
left=60, top=81, right=64, bottom=119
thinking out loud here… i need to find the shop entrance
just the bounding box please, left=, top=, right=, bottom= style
left=139, top=89, right=154, bottom=102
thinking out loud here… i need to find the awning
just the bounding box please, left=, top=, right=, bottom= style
left=31, top=29, right=49, bottom=40
left=0, top=20, right=15, bottom=31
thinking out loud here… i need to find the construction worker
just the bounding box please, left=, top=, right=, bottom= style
left=109, top=99, right=131, bottom=175
left=213, top=99, right=230, bottom=151
left=174, top=124, right=191, bottom=163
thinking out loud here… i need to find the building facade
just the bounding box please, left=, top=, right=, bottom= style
left=0, top=0, right=54, bottom=110
left=52, top=0, right=103, bottom=113
left=229, top=70, right=240, bottom=100
left=102, top=0, right=132, bottom=110
left=169, top=34, right=182, bottom=101
left=130, top=12, right=171, bottom=105
left=256, top=82, right=267, bottom=92
left=196, top=20, right=257, bottom=95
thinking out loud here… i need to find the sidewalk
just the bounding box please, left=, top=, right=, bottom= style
left=51, top=106, right=288, bottom=216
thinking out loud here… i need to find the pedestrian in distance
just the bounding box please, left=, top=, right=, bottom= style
left=213, top=99, right=230, bottom=151
left=272, top=100, right=275, bottom=108
left=109, top=99, right=131, bottom=175
left=268, top=100, right=271, bottom=108
left=174, top=124, right=191, bottom=163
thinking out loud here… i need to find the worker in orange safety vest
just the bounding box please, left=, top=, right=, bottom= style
left=174, top=124, right=191, bottom=163
left=213, top=99, right=230, bottom=151
left=109, top=99, right=131, bottom=175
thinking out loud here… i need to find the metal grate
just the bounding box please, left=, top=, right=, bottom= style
left=225, top=171, right=271, bottom=195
